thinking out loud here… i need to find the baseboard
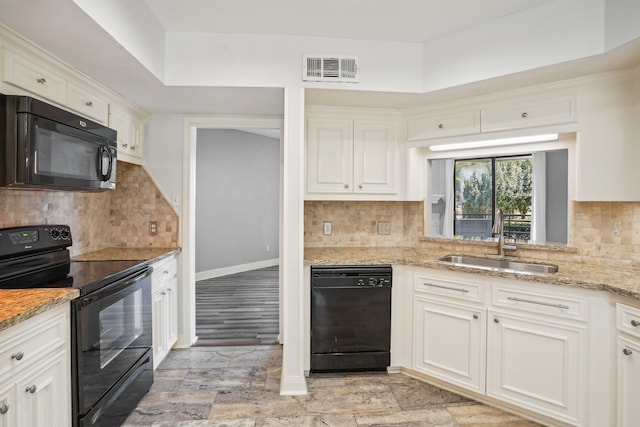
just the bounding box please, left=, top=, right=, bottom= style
left=195, top=258, right=279, bottom=281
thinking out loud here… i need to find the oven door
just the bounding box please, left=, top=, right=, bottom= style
left=72, top=268, right=152, bottom=417
left=20, top=113, right=116, bottom=190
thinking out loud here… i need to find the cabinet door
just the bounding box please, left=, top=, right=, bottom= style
left=0, top=382, right=16, bottom=427
left=486, top=310, right=586, bottom=426
left=618, top=336, right=640, bottom=427
left=306, top=119, right=353, bottom=193
left=108, top=105, right=131, bottom=153
left=353, top=121, right=397, bottom=194
left=66, top=82, right=109, bottom=123
left=166, top=279, right=179, bottom=350
left=407, top=109, right=480, bottom=141
left=18, top=350, right=70, bottom=427
left=481, top=96, right=575, bottom=132
left=152, top=286, right=167, bottom=369
left=2, top=48, right=66, bottom=104
left=413, top=297, right=486, bottom=393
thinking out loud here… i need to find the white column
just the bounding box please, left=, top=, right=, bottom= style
left=279, top=85, right=308, bottom=395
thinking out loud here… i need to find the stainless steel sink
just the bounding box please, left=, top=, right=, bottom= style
left=439, top=255, right=558, bottom=274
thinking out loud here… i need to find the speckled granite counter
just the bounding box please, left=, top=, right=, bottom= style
left=72, top=247, right=181, bottom=262
left=305, top=246, right=640, bottom=300
left=0, top=288, right=78, bottom=332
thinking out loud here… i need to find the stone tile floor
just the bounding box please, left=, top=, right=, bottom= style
left=124, top=345, right=542, bottom=426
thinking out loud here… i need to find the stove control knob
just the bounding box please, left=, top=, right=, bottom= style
left=50, top=228, right=61, bottom=240
left=60, top=228, right=70, bottom=240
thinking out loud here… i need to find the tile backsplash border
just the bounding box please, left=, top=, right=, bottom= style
left=304, top=200, right=640, bottom=268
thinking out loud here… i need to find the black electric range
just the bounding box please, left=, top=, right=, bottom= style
left=0, top=224, right=154, bottom=426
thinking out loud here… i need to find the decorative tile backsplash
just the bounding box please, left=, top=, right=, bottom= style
left=0, top=162, right=178, bottom=256
left=305, top=200, right=640, bottom=268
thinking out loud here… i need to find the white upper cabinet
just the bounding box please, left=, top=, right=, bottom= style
left=66, top=82, right=109, bottom=123
left=306, top=119, right=354, bottom=193
left=109, top=104, right=145, bottom=165
left=306, top=114, right=399, bottom=199
left=407, top=109, right=480, bottom=141
left=353, top=120, right=398, bottom=194
left=481, top=95, right=576, bottom=132
left=2, top=47, right=66, bottom=104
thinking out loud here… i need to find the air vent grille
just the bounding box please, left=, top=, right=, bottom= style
left=303, top=55, right=359, bottom=83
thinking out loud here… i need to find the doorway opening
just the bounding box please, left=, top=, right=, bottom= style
left=193, top=127, right=282, bottom=346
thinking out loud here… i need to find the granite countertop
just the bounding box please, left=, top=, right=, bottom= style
left=0, top=247, right=180, bottom=333
left=0, top=288, right=79, bottom=332
left=72, top=247, right=181, bottom=262
left=304, top=246, right=640, bottom=300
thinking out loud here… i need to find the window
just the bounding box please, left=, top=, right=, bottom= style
left=428, top=149, right=568, bottom=244
left=454, top=155, right=532, bottom=240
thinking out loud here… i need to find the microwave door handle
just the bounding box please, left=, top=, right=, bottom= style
left=96, top=146, right=113, bottom=181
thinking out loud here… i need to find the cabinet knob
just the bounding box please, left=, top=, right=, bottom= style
left=631, top=320, right=639, bottom=327
left=161, top=291, right=166, bottom=296
left=85, top=101, right=93, bottom=107
left=344, top=184, right=349, bottom=189
left=521, top=112, right=528, bottom=118
left=0, top=403, right=8, bottom=415
left=623, top=348, right=633, bottom=356
left=11, top=351, right=24, bottom=361
left=358, top=184, right=363, bottom=189
left=438, top=123, right=444, bottom=129
left=473, top=314, right=479, bottom=319
left=122, top=143, right=128, bottom=148
left=493, top=317, right=500, bottom=324
left=25, top=385, right=37, bottom=394
left=36, top=77, right=47, bottom=85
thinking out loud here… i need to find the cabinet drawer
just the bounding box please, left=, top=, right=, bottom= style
left=152, top=256, right=177, bottom=284
left=492, top=284, right=588, bottom=321
left=66, top=83, right=109, bottom=123
left=0, top=305, right=68, bottom=378
left=481, top=96, right=576, bottom=132
left=407, top=109, right=480, bottom=141
left=617, top=303, right=640, bottom=339
left=414, top=272, right=485, bottom=303
left=2, top=48, right=66, bottom=104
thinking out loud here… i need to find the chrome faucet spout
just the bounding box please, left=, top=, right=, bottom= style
left=492, top=209, right=516, bottom=257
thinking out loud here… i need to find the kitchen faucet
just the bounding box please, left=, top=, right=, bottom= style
left=492, top=209, right=517, bottom=257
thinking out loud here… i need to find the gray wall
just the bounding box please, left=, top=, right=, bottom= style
left=195, top=129, right=279, bottom=272
left=546, top=149, right=569, bottom=244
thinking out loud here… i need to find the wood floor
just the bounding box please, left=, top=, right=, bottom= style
left=195, top=266, right=279, bottom=346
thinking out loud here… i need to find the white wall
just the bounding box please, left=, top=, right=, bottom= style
left=195, top=129, right=280, bottom=273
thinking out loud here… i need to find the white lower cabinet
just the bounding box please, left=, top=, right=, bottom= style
left=0, top=304, right=71, bottom=427
left=151, top=255, right=179, bottom=369
left=410, top=268, right=601, bottom=426
left=486, top=310, right=586, bottom=425
left=616, top=303, right=640, bottom=427
left=413, top=297, right=486, bottom=393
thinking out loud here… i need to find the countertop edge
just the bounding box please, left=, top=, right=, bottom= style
left=0, top=288, right=79, bottom=332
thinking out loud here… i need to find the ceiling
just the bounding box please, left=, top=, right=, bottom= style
left=143, top=0, right=552, bottom=43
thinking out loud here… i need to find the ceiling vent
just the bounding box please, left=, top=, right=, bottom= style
left=302, top=55, right=359, bottom=83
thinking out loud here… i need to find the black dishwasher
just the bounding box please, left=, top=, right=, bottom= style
left=310, top=265, right=392, bottom=372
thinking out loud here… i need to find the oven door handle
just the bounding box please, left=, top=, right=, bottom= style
left=80, top=268, right=150, bottom=307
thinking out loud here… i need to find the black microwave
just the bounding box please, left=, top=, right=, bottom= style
left=0, top=94, right=117, bottom=191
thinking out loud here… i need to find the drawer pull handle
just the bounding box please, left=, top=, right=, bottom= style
left=521, top=112, right=528, bottom=118
left=163, top=270, right=169, bottom=275
left=424, top=282, right=469, bottom=293
left=25, top=385, right=37, bottom=394
left=623, top=348, right=633, bottom=356
left=11, top=352, right=24, bottom=361
left=36, top=77, right=47, bottom=85
left=85, top=101, right=93, bottom=107
left=122, top=143, right=128, bottom=148
left=631, top=320, right=640, bottom=327
left=506, top=296, right=569, bottom=310
left=0, top=403, right=8, bottom=415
